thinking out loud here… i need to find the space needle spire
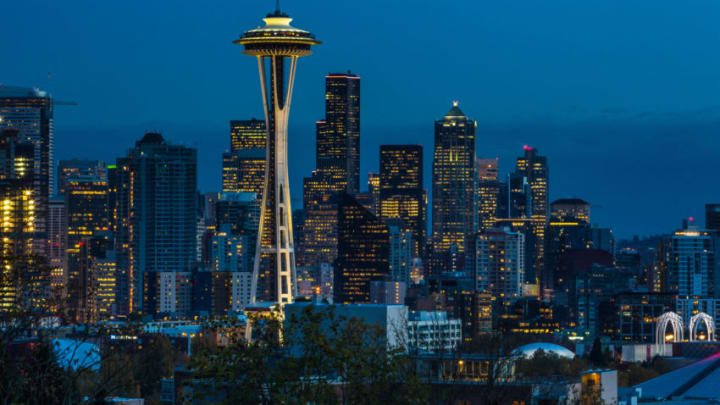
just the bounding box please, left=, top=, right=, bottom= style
left=234, top=7, right=320, bottom=318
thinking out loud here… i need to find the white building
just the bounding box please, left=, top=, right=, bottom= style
left=284, top=302, right=408, bottom=349
left=408, top=311, right=462, bottom=353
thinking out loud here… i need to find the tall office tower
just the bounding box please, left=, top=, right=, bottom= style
left=235, top=8, right=320, bottom=305
left=516, top=146, right=548, bottom=220
left=379, top=145, right=425, bottom=257
left=57, top=159, right=107, bottom=196
left=222, top=119, right=266, bottom=196
left=64, top=165, right=110, bottom=318
left=299, top=73, right=361, bottom=269
left=0, top=86, right=53, bottom=256
left=387, top=218, right=414, bottom=285
left=515, top=146, right=549, bottom=290
left=473, top=228, right=525, bottom=299
left=431, top=101, right=476, bottom=274
left=668, top=225, right=717, bottom=298
left=48, top=197, right=67, bottom=296
left=0, top=129, right=40, bottom=310
left=476, top=157, right=501, bottom=232
left=551, top=198, right=590, bottom=223
left=116, top=133, right=197, bottom=313
left=317, top=72, right=360, bottom=194
left=706, top=204, right=720, bottom=231
left=368, top=172, right=380, bottom=213
left=334, top=193, right=389, bottom=303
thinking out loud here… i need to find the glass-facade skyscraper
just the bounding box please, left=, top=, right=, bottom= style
left=431, top=101, right=476, bottom=274
left=115, top=133, right=197, bottom=314
left=0, top=86, right=53, bottom=256
left=317, top=72, right=360, bottom=194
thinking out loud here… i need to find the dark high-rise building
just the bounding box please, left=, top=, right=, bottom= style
left=431, top=102, right=476, bottom=274
left=64, top=165, right=110, bottom=319
left=115, top=133, right=197, bottom=314
left=551, top=198, right=590, bottom=223
left=476, top=158, right=501, bottom=232
left=222, top=119, right=266, bottom=197
left=299, top=73, right=361, bottom=268
left=379, top=145, right=425, bottom=256
left=516, top=146, right=549, bottom=221
left=706, top=204, right=720, bottom=232
left=317, top=72, right=360, bottom=194
left=0, top=86, right=53, bottom=256
left=515, top=146, right=549, bottom=291
left=335, top=193, right=389, bottom=303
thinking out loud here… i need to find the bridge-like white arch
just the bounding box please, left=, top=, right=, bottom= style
left=656, top=312, right=684, bottom=345
left=689, top=312, right=715, bottom=342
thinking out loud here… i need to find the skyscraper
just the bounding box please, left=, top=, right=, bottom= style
left=379, top=145, right=425, bottom=257
left=0, top=86, right=53, bottom=256
left=476, top=157, right=501, bottom=232
left=235, top=7, right=320, bottom=305
left=298, top=73, right=361, bottom=269
left=431, top=101, right=476, bottom=274
left=115, top=133, right=197, bottom=313
left=706, top=204, right=720, bottom=232
left=64, top=163, right=110, bottom=319
left=515, top=146, right=549, bottom=290
left=222, top=119, right=266, bottom=197
left=335, top=193, right=389, bottom=303
left=317, top=72, right=360, bottom=194
left=0, top=129, right=38, bottom=310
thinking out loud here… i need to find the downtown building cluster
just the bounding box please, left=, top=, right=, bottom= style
left=4, top=67, right=720, bottom=354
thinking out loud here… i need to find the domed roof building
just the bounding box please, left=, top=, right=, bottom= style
left=512, top=342, right=575, bottom=359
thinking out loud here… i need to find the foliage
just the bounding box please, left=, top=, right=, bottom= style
left=516, top=349, right=588, bottom=379
left=190, top=304, right=428, bottom=405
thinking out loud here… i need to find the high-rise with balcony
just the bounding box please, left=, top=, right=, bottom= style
left=116, top=133, right=197, bottom=314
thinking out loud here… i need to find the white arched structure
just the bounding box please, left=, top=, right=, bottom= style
left=656, top=312, right=684, bottom=345
left=689, top=312, right=715, bottom=342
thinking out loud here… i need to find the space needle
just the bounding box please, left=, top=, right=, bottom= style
left=234, top=3, right=320, bottom=331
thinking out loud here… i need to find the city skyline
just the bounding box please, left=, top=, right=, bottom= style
left=3, top=0, right=720, bottom=240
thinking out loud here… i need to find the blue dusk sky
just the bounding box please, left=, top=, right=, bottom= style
left=2, top=0, right=720, bottom=239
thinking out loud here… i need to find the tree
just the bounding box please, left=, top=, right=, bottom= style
left=190, top=304, right=428, bottom=405
left=589, top=337, right=606, bottom=367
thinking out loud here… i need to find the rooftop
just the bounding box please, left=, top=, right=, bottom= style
left=443, top=100, right=467, bottom=119
left=0, top=85, right=48, bottom=98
